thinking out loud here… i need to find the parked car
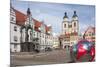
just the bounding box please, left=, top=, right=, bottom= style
left=45, top=47, right=52, bottom=51
left=34, top=49, right=40, bottom=53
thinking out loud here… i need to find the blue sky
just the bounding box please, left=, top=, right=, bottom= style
left=11, top=0, right=95, bottom=34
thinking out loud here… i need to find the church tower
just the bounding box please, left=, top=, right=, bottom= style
left=21, top=7, right=34, bottom=43
left=62, top=12, right=69, bottom=34
left=20, top=7, right=34, bottom=52
left=71, top=11, right=79, bottom=33
left=25, top=8, right=34, bottom=28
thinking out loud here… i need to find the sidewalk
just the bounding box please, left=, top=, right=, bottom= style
left=11, top=49, right=73, bottom=66
left=11, top=49, right=60, bottom=57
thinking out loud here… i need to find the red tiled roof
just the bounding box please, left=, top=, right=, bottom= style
left=34, top=19, right=42, bottom=28
left=14, top=9, right=27, bottom=26
left=84, top=26, right=95, bottom=35
left=65, top=33, right=70, bottom=37
left=14, top=8, right=51, bottom=32
left=33, top=19, right=42, bottom=32
left=45, top=25, right=50, bottom=33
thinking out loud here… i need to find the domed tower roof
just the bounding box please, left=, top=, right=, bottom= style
left=72, top=11, right=78, bottom=21
left=63, top=12, right=68, bottom=19
left=72, top=11, right=78, bottom=18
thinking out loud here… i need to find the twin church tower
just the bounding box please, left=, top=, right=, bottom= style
left=60, top=11, right=79, bottom=48
left=62, top=11, right=79, bottom=35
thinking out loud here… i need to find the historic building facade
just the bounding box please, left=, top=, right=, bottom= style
left=83, top=26, right=95, bottom=43
left=10, top=6, right=21, bottom=52
left=20, top=8, right=35, bottom=52
left=10, top=5, right=53, bottom=52
left=60, top=11, right=79, bottom=49
left=52, top=34, right=60, bottom=49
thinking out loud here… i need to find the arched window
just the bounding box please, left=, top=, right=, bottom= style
left=74, top=22, right=76, bottom=27
left=64, top=24, right=66, bottom=28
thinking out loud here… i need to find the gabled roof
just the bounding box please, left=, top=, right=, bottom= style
left=14, top=9, right=27, bottom=26
left=84, top=26, right=95, bottom=34
left=34, top=19, right=42, bottom=28
left=32, top=18, right=42, bottom=32
left=45, top=25, right=51, bottom=33
left=13, top=8, right=51, bottom=33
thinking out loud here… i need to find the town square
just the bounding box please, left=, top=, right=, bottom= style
left=10, top=0, right=95, bottom=67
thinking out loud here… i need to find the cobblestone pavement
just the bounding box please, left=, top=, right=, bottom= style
left=10, top=49, right=73, bottom=67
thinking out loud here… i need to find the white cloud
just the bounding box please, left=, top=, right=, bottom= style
left=34, top=13, right=62, bottom=33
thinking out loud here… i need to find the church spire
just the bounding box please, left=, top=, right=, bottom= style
left=27, top=8, right=31, bottom=15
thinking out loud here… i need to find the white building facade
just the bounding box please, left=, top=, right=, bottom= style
left=10, top=6, right=21, bottom=52
left=10, top=6, right=54, bottom=52
left=52, top=34, right=60, bottom=49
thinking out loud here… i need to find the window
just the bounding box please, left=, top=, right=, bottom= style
left=34, top=33, right=35, bottom=36
left=40, top=34, right=41, bottom=37
left=14, top=45, right=17, bottom=49
left=14, top=36, right=17, bottom=42
left=89, top=33, right=92, bottom=36
left=74, top=22, right=76, bottom=27
left=92, top=33, right=95, bottom=36
left=14, top=26, right=17, bottom=31
left=64, top=24, right=66, bottom=28
left=11, top=17, right=14, bottom=21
